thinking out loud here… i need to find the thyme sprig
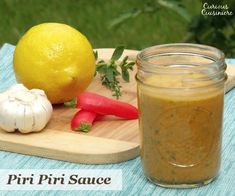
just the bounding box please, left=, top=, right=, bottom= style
left=95, top=46, right=135, bottom=99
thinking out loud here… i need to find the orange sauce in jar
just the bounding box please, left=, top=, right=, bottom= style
left=136, top=44, right=226, bottom=188
left=138, top=75, right=224, bottom=187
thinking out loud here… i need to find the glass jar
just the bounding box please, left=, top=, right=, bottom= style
left=136, top=43, right=227, bottom=188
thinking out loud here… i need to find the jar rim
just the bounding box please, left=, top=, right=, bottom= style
left=137, top=43, right=225, bottom=71
left=136, top=43, right=227, bottom=89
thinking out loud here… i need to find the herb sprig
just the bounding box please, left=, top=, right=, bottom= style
left=95, top=46, right=135, bottom=99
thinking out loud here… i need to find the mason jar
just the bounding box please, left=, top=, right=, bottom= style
left=136, top=43, right=227, bottom=188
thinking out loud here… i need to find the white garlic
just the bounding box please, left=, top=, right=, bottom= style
left=0, top=84, right=53, bottom=133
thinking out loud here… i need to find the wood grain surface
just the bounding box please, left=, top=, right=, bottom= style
left=0, top=49, right=234, bottom=164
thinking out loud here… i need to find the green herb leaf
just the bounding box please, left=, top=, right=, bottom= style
left=106, top=67, right=114, bottom=82
left=122, top=69, right=130, bottom=82
left=126, top=62, right=135, bottom=70
left=95, top=46, right=135, bottom=99
left=120, top=56, right=128, bottom=66
left=111, top=46, right=125, bottom=61
left=97, top=60, right=105, bottom=64
left=94, top=50, right=98, bottom=61
left=96, top=64, right=107, bottom=74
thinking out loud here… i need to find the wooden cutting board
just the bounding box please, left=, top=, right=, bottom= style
left=0, top=49, right=235, bottom=164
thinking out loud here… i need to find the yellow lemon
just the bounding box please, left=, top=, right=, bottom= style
left=13, top=23, right=95, bottom=104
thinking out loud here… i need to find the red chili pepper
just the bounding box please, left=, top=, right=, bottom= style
left=71, top=110, right=97, bottom=132
left=66, top=92, right=138, bottom=119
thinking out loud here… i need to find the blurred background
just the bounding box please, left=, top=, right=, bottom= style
left=0, top=0, right=234, bottom=56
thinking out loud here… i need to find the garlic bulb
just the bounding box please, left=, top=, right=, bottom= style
left=0, top=84, right=53, bottom=133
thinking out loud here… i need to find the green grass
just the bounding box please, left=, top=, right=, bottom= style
left=0, top=0, right=201, bottom=49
